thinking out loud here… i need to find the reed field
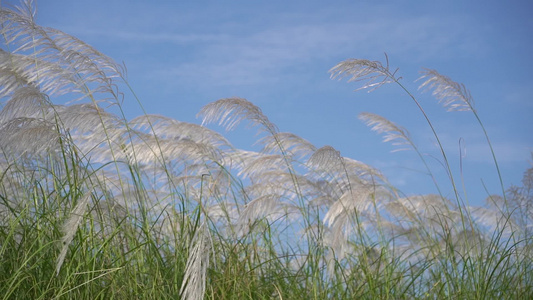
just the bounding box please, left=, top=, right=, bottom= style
left=0, top=1, right=531, bottom=299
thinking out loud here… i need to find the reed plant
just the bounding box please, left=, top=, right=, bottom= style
left=0, top=1, right=531, bottom=299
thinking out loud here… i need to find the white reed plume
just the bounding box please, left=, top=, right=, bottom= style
left=0, top=49, right=32, bottom=96
left=180, top=222, right=212, bottom=300
left=130, top=114, right=232, bottom=149
left=358, top=112, right=412, bottom=152
left=0, top=0, right=124, bottom=100
left=418, top=68, right=475, bottom=112
left=0, top=86, right=52, bottom=122
left=306, top=146, right=383, bottom=196
left=198, top=97, right=278, bottom=134
left=329, top=55, right=395, bottom=92
left=54, top=102, right=121, bottom=134
left=236, top=194, right=282, bottom=234
left=238, top=154, right=288, bottom=181
left=0, top=49, right=78, bottom=98
left=0, top=117, right=61, bottom=159
left=323, top=187, right=375, bottom=228
left=259, top=132, right=317, bottom=159
left=387, top=194, right=459, bottom=227
left=56, top=191, right=93, bottom=274
left=307, top=145, right=344, bottom=172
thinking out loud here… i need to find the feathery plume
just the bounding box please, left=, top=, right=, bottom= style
left=198, top=97, right=278, bottom=134
left=237, top=195, right=281, bottom=233
left=358, top=112, right=412, bottom=152
left=0, top=117, right=61, bottom=158
left=1, top=0, right=124, bottom=101
left=55, top=102, right=121, bottom=134
left=0, top=49, right=90, bottom=98
left=259, top=132, right=317, bottom=159
left=130, top=114, right=231, bottom=149
left=307, top=145, right=343, bottom=172
left=0, top=86, right=52, bottom=123
left=418, top=68, right=475, bottom=112
left=56, top=191, right=93, bottom=274
left=329, top=55, right=395, bottom=92
left=238, top=154, right=288, bottom=180
left=470, top=205, right=516, bottom=236
left=180, top=223, right=212, bottom=300
left=307, top=146, right=383, bottom=189
left=0, top=49, right=35, bottom=97
left=342, top=157, right=384, bottom=181
left=323, top=187, right=374, bottom=228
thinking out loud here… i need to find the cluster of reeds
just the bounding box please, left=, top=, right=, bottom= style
left=0, top=1, right=531, bottom=299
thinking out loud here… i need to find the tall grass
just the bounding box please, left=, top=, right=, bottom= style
left=0, top=1, right=531, bottom=299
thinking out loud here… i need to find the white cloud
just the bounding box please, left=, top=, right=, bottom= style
left=77, top=29, right=228, bottom=44
left=416, top=122, right=532, bottom=164
left=137, top=16, right=483, bottom=90
left=50, top=2, right=485, bottom=92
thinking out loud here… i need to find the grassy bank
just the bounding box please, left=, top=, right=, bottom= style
left=0, top=1, right=531, bottom=299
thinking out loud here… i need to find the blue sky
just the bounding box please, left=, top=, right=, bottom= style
left=16, top=0, right=533, bottom=205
